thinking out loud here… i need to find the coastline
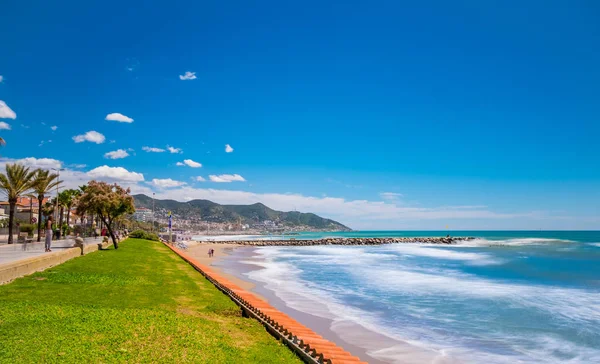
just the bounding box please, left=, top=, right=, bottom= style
left=185, top=241, right=446, bottom=364
left=180, top=234, right=600, bottom=363
left=184, top=242, right=383, bottom=363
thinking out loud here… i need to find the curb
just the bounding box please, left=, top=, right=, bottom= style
left=163, top=243, right=367, bottom=364
left=0, top=239, right=111, bottom=285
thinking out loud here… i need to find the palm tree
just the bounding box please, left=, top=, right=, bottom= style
left=31, top=169, right=61, bottom=242
left=0, top=164, right=36, bottom=244
left=57, top=189, right=80, bottom=238
left=64, top=189, right=81, bottom=228
left=78, top=185, right=91, bottom=235
left=25, top=193, right=36, bottom=224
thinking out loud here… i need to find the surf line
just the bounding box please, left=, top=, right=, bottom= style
left=163, top=242, right=366, bottom=364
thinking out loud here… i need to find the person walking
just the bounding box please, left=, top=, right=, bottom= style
left=45, top=216, right=53, bottom=252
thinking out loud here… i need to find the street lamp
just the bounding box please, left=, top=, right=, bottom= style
left=152, top=193, right=155, bottom=233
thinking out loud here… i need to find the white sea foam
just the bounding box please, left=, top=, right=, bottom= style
left=590, top=243, right=600, bottom=248
left=381, top=244, right=500, bottom=265
left=359, top=266, right=600, bottom=325
left=192, top=234, right=280, bottom=241
left=455, top=237, right=574, bottom=247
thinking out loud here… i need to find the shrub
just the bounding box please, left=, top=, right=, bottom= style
left=129, top=229, right=160, bottom=241
left=61, top=223, right=71, bottom=236
left=19, top=223, right=36, bottom=237
left=73, top=225, right=84, bottom=236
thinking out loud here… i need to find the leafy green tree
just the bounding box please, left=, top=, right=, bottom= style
left=0, top=164, right=36, bottom=244
left=76, top=181, right=135, bottom=249
left=31, top=170, right=61, bottom=242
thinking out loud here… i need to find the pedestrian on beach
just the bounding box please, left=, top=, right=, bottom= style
left=45, top=216, right=53, bottom=252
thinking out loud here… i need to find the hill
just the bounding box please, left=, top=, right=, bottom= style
left=132, top=194, right=351, bottom=231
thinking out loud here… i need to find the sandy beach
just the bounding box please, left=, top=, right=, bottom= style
left=184, top=242, right=267, bottom=300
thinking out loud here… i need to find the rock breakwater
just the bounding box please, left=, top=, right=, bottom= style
left=208, top=236, right=475, bottom=246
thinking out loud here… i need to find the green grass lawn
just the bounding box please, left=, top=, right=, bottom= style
left=0, top=238, right=301, bottom=363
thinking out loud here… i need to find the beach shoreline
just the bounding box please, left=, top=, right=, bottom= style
left=183, top=241, right=445, bottom=364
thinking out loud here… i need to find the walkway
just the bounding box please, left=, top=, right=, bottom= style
left=0, top=237, right=105, bottom=265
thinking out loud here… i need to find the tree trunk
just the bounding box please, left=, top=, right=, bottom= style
left=36, top=194, right=43, bottom=242
left=66, top=206, right=71, bottom=227
left=59, top=206, right=64, bottom=238
left=100, top=215, right=118, bottom=249
left=8, top=201, right=15, bottom=244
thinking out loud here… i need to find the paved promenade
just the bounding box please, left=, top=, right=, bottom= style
left=0, top=237, right=105, bottom=265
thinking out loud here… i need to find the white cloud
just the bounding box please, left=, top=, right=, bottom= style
left=179, top=71, right=197, bottom=80
left=176, top=162, right=185, bottom=166
left=73, top=131, right=105, bottom=144
left=104, top=149, right=130, bottom=159
left=0, top=122, right=11, bottom=130
left=181, top=159, right=202, bottom=168
left=195, top=176, right=206, bottom=182
left=150, top=178, right=187, bottom=188
left=105, top=113, right=134, bottom=123
left=209, top=174, right=246, bottom=183
left=380, top=192, right=403, bottom=201
left=142, top=146, right=165, bottom=153
left=50, top=125, right=58, bottom=131
left=225, top=144, right=234, bottom=153
left=0, top=100, right=16, bottom=119
left=87, top=165, right=144, bottom=182
left=0, top=156, right=569, bottom=229
left=167, top=146, right=182, bottom=154
left=145, top=186, right=537, bottom=229
left=69, top=164, right=87, bottom=169
left=13, top=157, right=62, bottom=169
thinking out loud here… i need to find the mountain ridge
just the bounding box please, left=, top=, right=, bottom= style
left=132, top=194, right=351, bottom=231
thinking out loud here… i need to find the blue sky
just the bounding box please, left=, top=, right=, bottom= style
left=0, top=0, right=598, bottom=229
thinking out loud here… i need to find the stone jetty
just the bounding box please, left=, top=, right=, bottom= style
left=206, top=236, right=475, bottom=246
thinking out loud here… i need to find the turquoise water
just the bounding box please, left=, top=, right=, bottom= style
left=238, top=231, right=600, bottom=363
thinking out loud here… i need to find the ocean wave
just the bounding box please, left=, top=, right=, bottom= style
left=243, top=245, right=600, bottom=363
left=455, top=237, right=575, bottom=247
left=360, top=266, right=600, bottom=324
left=192, top=234, right=280, bottom=241
left=380, top=244, right=501, bottom=265
left=590, top=243, right=600, bottom=248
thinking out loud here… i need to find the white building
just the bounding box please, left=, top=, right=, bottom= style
left=133, top=207, right=153, bottom=222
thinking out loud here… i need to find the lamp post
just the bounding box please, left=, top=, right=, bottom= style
left=51, top=168, right=65, bottom=238
left=152, top=193, right=155, bottom=233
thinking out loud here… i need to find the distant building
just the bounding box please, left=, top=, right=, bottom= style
left=133, top=207, right=153, bottom=222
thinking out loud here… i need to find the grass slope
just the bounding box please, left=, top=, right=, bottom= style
left=0, top=239, right=301, bottom=363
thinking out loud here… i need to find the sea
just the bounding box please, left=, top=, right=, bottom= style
left=215, top=231, right=600, bottom=363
